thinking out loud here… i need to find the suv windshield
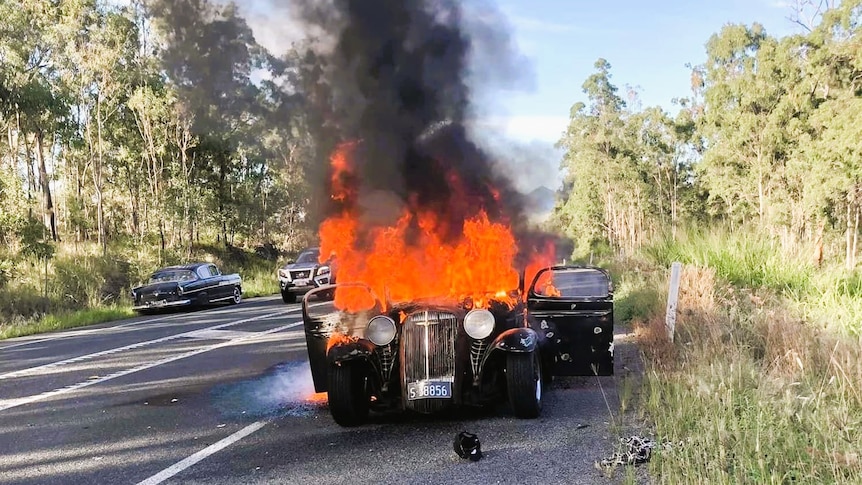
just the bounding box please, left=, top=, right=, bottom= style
left=149, top=270, right=197, bottom=284
left=296, top=249, right=319, bottom=264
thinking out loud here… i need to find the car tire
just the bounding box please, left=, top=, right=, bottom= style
left=281, top=290, right=296, bottom=304
left=327, top=362, right=370, bottom=427
left=231, top=286, right=242, bottom=304
left=506, top=351, right=542, bottom=419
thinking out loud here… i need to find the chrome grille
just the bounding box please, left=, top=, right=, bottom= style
left=470, top=338, right=487, bottom=377
left=140, top=291, right=178, bottom=305
left=401, top=310, right=458, bottom=413
left=377, top=336, right=398, bottom=382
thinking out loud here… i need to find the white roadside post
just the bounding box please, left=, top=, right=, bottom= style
left=665, top=262, right=682, bottom=342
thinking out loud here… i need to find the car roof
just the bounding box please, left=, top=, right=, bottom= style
left=153, top=263, right=211, bottom=272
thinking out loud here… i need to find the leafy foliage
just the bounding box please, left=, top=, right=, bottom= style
left=555, top=0, right=862, bottom=274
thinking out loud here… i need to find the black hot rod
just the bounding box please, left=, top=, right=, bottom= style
left=301, top=265, right=614, bottom=426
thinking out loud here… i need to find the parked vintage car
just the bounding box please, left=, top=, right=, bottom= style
left=132, top=262, right=242, bottom=313
left=301, top=265, right=614, bottom=426
left=277, top=247, right=336, bottom=303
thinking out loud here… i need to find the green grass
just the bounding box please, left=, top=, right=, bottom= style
left=0, top=240, right=283, bottom=340
left=241, top=265, right=280, bottom=298
left=0, top=305, right=135, bottom=340
left=612, top=263, right=664, bottom=325
left=643, top=227, right=814, bottom=294
left=625, top=228, right=862, bottom=483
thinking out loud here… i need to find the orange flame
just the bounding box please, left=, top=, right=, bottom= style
left=327, top=332, right=357, bottom=351
left=330, top=140, right=360, bottom=202
left=306, top=392, right=328, bottom=404
left=320, top=142, right=557, bottom=312
left=523, top=240, right=556, bottom=298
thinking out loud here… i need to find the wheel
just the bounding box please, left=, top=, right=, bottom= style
left=231, top=286, right=242, bottom=304
left=506, top=351, right=542, bottom=418
left=327, top=362, right=370, bottom=427
left=281, top=289, right=296, bottom=304
left=320, top=289, right=335, bottom=301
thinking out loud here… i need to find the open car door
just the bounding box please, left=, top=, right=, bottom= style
left=526, top=266, right=614, bottom=376
left=302, top=283, right=381, bottom=392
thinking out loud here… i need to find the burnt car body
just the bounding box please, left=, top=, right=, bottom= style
left=132, top=263, right=242, bottom=313
left=301, top=265, right=614, bottom=426
left=278, top=247, right=336, bottom=304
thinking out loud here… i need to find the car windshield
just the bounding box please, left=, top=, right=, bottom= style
left=148, top=270, right=197, bottom=284
left=296, top=250, right=319, bottom=264
left=533, top=268, right=609, bottom=298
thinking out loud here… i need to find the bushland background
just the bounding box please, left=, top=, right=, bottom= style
left=2, top=1, right=862, bottom=481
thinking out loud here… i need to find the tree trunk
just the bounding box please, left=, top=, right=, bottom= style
left=95, top=99, right=106, bottom=255
left=852, top=204, right=860, bottom=270
left=846, top=202, right=853, bottom=270
left=24, top=133, right=36, bottom=214
left=757, top=166, right=765, bottom=225
left=35, top=130, right=59, bottom=242
left=219, top=156, right=228, bottom=247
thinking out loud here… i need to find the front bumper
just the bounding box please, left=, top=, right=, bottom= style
left=133, top=298, right=192, bottom=311
left=279, top=274, right=331, bottom=292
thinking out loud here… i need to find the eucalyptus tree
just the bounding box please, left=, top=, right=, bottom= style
left=557, top=59, right=661, bottom=255
left=0, top=0, right=73, bottom=242
left=60, top=1, right=145, bottom=253
left=792, top=0, right=862, bottom=268
left=694, top=24, right=807, bottom=230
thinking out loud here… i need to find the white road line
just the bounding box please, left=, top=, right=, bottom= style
left=0, top=314, right=182, bottom=351
left=0, top=321, right=303, bottom=412
left=136, top=420, right=268, bottom=485
left=0, top=308, right=302, bottom=380
left=0, top=300, right=298, bottom=351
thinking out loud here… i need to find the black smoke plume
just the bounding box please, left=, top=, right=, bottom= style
left=295, top=0, right=553, bottom=256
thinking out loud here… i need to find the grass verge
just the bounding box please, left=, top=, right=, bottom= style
left=240, top=265, right=281, bottom=298
left=626, top=232, right=862, bottom=483
left=0, top=242, right=283, bottom=341
left=0, top=305, right=135, bottom=341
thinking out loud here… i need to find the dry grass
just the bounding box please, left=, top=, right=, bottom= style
left=635, top=265, right=862, bottom=483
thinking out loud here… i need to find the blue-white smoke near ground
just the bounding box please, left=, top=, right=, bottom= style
left=211, top=361, right=326, bottom=419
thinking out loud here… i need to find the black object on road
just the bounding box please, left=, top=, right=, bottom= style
left=454, top=431, right=483, bottom=461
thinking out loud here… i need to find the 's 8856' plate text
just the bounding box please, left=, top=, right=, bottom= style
left=407, top=380, right=452, bottom=400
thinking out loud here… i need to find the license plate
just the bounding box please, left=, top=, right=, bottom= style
left=293, top=278, right=309, bottom=286
left=407, top=380, right=452, bottom=400
left=149, top=300, right=167, bottom=308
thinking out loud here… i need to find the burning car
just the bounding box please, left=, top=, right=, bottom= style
left=302, top=265, right=614, bottom=426
left=132, top=263, right=242, bottom=313
left=277, top=247, right=336, bottom=303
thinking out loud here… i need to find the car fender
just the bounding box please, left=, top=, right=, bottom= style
left=327, top=339, right=383, bottom=388
left=491, top=327, right=539, bottom=353
left=327, top=339, right=376, bottom=364
left=476, top=328, right=540, bottom=380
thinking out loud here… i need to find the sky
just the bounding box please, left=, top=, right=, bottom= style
left=484, top=0, right=801, bottom=145
left=237, top=0, right=805, bottom=192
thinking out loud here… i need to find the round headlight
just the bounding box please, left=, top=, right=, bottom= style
left=366, top=315, right=397, bottom=346
left=464, top=309, right=495, bottom=340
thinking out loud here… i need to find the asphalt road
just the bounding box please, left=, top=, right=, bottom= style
left=0, top=296, right=640, bottom=485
